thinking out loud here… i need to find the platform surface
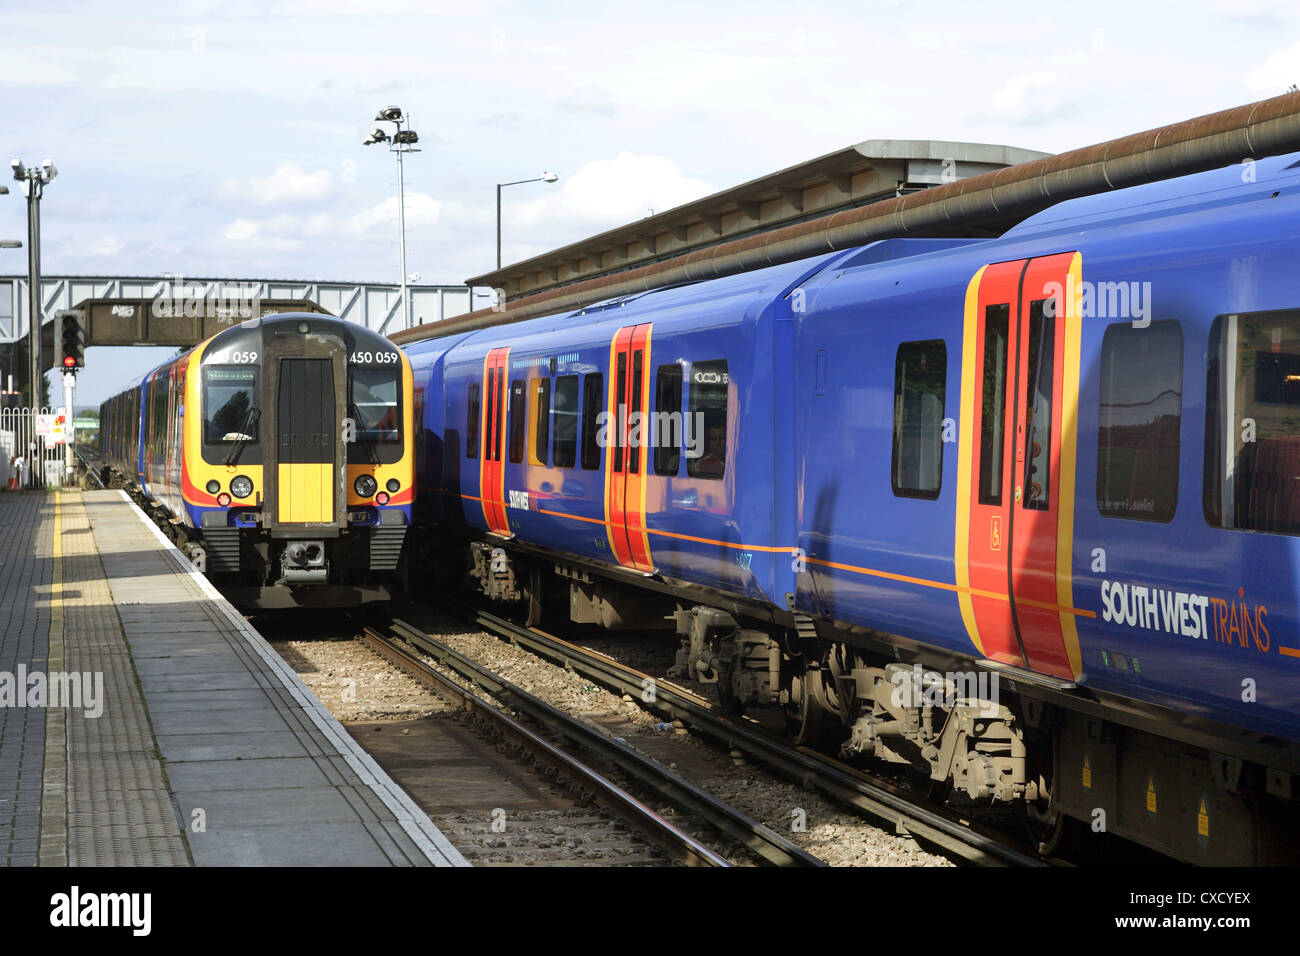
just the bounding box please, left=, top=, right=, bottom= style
left=0, top=489, right=466, bottom=867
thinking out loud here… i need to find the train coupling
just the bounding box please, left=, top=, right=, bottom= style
left=280, top=539, right=328, bottom=583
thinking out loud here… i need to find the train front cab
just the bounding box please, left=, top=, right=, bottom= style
left=183, top=316, right=415, bottom=609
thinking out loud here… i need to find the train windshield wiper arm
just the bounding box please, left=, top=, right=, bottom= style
left=349, top=401, right=379, bottom=464
left=224, top=407, right=261, bottom=466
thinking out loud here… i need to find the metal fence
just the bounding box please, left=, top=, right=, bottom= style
left=0, top=406, right=70, bottom=489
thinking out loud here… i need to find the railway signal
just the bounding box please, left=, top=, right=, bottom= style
left=60, top=311, right=84, bottom=370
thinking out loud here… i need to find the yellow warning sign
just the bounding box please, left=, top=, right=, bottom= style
left=1146, top=778, right=1157, bottom=813
left=1082, top=755, right=1092, bottom=789
left=1197, top=798, right=1209, bottom=837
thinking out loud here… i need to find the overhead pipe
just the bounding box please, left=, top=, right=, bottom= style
left=392, top=92, right=1300, bottom=345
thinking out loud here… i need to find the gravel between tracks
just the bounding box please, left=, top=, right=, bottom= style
left=406, top=610, right=954, bottom=867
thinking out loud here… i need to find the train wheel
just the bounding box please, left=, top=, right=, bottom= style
left=785, top=667, right=830, bottom=746
left=524, top=565, right=544, bottom=628
left=1024, top=774, right=1066, bottom=855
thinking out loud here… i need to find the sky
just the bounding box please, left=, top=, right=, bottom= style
left=2, top=0, right=1299, bottom=404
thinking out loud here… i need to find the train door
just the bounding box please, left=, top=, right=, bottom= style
left=604, top=323, right=655, bottom=572
left=956, top=252, right=1084, bottom=681
left=479, top=347, right=510, bottom=535
left=275, top=357, right=337, bottom=524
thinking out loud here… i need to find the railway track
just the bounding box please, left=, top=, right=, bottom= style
left=359, top=623, right=826, bottom=866
left=415, top=601, right=1047, bottom=868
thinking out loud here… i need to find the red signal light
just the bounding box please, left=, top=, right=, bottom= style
left=62, top=355, right=76, bottom=368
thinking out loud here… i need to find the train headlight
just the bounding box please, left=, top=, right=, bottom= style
left=230, top=475, right=253, bottom=499
left=206, top=480, right=220, bottom=494
left=354, top=474, right=377, bottom=498
left=385, top=478, right=400, bottom=493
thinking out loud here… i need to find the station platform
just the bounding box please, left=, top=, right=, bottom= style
left=0, top=489, right=467, bottom=867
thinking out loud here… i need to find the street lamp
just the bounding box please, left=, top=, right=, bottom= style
left=362, top=106, right=420, bottom=331
left=11, top=159, right=55, bottom=403
left=11, top=157, right=56, bottom=486
left=497, top=172, right=558, bottom=270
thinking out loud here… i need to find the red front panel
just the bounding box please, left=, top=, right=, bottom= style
left=967, top=260, right=1025, bottom=666
left=605, top=324, right=654, bottom=572
left=965, top=254, right=1077, bottom=679
left=480, top=347, right=510, bottom=535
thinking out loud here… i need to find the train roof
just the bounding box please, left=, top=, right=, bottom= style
left=1003, top=151, right=1300, bottom=240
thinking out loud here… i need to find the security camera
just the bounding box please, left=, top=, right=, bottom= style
left=363, top=127, right=389, bottom=145
left=41, top=159, right=57, bottom=180
left=10, top=159, right=25, bottom=180
left=375, top=106, right=403, bottom=122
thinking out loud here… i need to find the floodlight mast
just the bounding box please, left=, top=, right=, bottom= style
left=362, top=107, right=421, bottom=329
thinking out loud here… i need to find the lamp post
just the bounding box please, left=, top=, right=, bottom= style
left=11, top=158, right=56, bottom=487
left=11, top=159, right=55, bottom=407
left=497, top=172, right=558, bottom=270
left=363, top=107, right=420, bottom=331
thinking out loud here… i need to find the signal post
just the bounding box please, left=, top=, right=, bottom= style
left=58, top=310, right=84, bottom=485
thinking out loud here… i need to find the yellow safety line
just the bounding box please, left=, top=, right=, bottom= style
left=39, top=492, right=68, bottom=866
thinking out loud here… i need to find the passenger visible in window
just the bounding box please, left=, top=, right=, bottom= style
left=694, top=425, right=726, bottom=478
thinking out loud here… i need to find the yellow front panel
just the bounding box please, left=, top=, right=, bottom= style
left=278, top=463, right=333, bottom=523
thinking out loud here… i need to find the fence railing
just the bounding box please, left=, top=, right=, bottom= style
left=0, top=406, right=72, bottom=489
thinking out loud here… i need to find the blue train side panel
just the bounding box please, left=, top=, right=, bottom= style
left=404, top=153, right=1300, bottom=746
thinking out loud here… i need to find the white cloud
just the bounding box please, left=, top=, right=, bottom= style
left=510, top=152, right=715, bottom=237
left=87, top=235, right=125, bottom=257
left=346, top=192, right=441, bottom=235
left=1247, top=41, right=1300, bottom=93
left=218, top=163, right=334, bottom=205
left=222, top=218, right=260, bottom=240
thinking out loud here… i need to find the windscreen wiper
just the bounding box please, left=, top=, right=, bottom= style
left=349, top=401, right=379, bottom=464
left=224, top=407, right=261, bottom=466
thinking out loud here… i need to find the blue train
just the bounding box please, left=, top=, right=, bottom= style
left=403, top=153, right=1300, bottom=863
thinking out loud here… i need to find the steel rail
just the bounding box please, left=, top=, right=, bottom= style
left=376, top=621, right=825, bottom=867
left=425, top=604, right=1046, bottom=867
left=358, top=625, right=728, bottom=867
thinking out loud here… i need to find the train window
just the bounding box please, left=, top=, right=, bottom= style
left=466, top=382, right=480, bottom=458
left=1022, top=301, right=1053, bottom=511
left=531, top=378, right=551, bottom=466
left=508, top=378, right=526, bottom=464
left=891, top=340, right=946, bottom=499
left=977, top=305, right=1010, bottom=506
left=413, top=389, right=425, bottom=461
left=349, top=366, right=402, bottom=464
left=485, top=368, right=497, bottom=460
left=629, top=350, right=644, bottom=475
left=687, top=360, right=729, bottom=480
left=614, top=353, right=627, bottom=473
left=1098, top=320, right=1182, bottom=522
left=553, top=374, right=579, bottom=468
left=202, top=366, right=258, bottom=445
left=1203, top=310, right=1300, bottom=535
left=581, top=373, right=603, bottom=470
left=654, top=364, right=683, bottom=476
